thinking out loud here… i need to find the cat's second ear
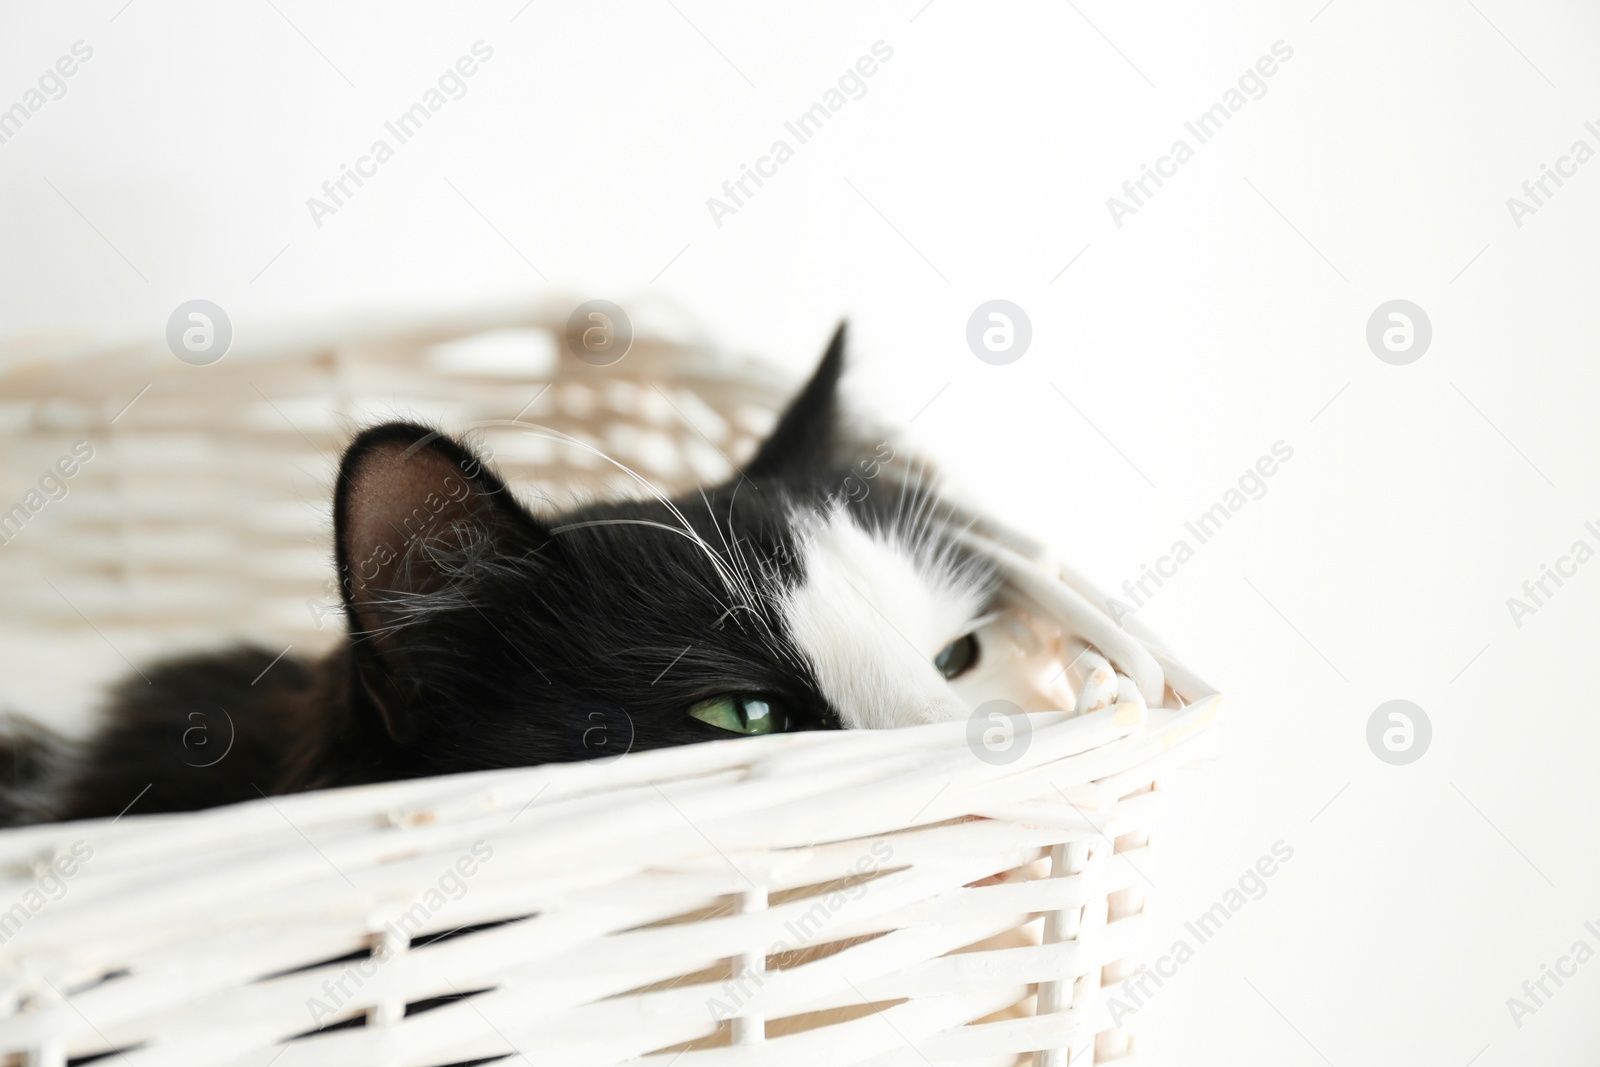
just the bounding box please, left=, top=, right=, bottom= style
left=334, top=422, right=540, bottom=742
left=745, top=321, right=846, bottom=478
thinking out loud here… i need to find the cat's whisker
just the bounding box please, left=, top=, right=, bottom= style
left=474, top=420, right=756, bottom=620
left=545, top=517, right=740, bottom=614
left=697, top=486, right=762, bottom=619
left=697, top=483, right=793, bottom=661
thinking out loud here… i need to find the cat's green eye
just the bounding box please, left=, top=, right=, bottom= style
left=934, top=633, right=980, bottom=680
left=688, top=695, right=785, bottom=735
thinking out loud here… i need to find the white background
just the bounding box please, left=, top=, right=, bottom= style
left=3, top=1, right=1599, bottom=1063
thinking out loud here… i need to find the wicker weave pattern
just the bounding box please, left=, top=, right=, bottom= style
left=0, top=310, right=1218, bottom=1065
left=0, top=310, right=787, bottom=645
left=0, top=701, right=1217, bottom=1067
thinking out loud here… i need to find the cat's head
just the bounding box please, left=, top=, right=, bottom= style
left=333, top=324, right=1008, bottom=769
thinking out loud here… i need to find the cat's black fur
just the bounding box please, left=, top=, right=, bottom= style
left=1, top=325, right=984, bottom=825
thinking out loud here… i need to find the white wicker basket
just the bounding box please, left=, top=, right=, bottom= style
left=0, top=305, right=1219, bottom=1066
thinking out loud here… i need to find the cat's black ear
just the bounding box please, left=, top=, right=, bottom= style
left=334, top=422, right=540, bottom=743
left=745, top=321, right=846, bottom=478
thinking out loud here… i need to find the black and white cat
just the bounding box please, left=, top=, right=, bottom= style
left=3, top=325, right=1017, bottom=825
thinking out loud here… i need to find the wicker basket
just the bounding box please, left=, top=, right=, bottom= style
left=0, top=303, right=1219, bottom=1066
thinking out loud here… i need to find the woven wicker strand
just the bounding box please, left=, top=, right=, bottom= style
left=0, top=307, right=1219, bottom=1066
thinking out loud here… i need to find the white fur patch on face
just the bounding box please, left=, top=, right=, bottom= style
left=778, top=505, right=992, bottom=729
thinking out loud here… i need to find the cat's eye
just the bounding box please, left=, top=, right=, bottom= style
left=934, top=634, right=980, bottom=680
left=688, top=695, right=786, bottom=735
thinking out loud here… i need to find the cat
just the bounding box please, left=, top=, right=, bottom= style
left=1, top=324, right=1014, bottom=825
